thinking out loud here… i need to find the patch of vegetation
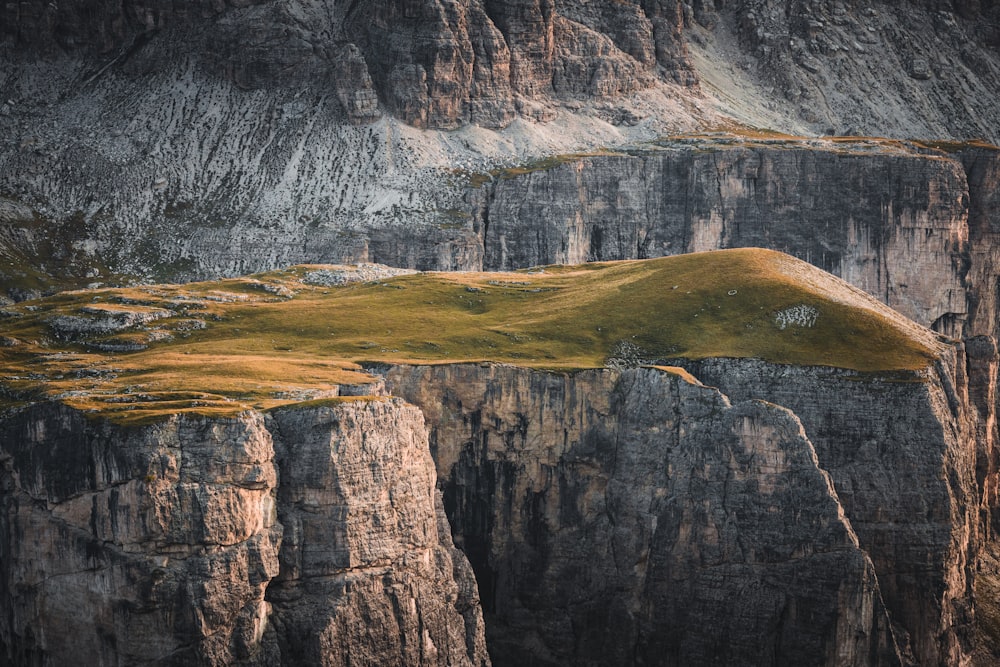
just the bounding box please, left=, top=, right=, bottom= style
left=648, top=365, right=702, bottom=385
left=910, top=138, right=1000, bottom=154
left=0, top=249, right=946, bottom=422
left=435, top=208, right=473, bottom=229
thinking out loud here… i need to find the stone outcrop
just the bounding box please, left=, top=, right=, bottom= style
left=0, top=403, right=282, bottom=665
left=1, top=0, right=692, bottom=130
left=378, top=360, right=993, bottom=666
left=2, top=2, right=999, bottom=292
left=264, top=401, right=489, bottom=666
left=0, top=399, right=490, bottom=666
left=959, top=145, right=1000, bottom=342
left=2, top=318, right=997, bottom=665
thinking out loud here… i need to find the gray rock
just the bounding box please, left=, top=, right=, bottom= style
left=472, top=141, right=976, bottom=336
left=0, top=399, right=490, bottom=666
left=908, top=58, right=932, bottom=80
left=673, top=351, right=991, bottom=666
left=381, top=363, right=942, bottom=666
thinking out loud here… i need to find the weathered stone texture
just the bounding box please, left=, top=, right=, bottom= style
left=264, top=400, right=489, bottom=666
left=382, top=364, right=905, bottom=666
left=674, top=352, right=989, bottom=666
left=0, top=0, right=691, bottom=130
left=474, top=143, right=973, bottom=335
left=697, top=0, right=1000, bottom=141
left=0, top=399, right=490, bottom=666
left=0, top=404, right=281, bottom=666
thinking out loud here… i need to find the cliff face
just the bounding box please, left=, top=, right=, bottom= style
left=0, top=0, right=692, bottom=131
left=961, top=146, right=1000, bottom=341
left=1, top=272, right=996, bottom=665
left=380, top=351, right=1000, bottom=666
left=474, top=141, right=978, bottom=336
left=377, top=362, right=988, bottom=666
left=264, top=401, right=489, bottom=666
left=673, top=352, right=987, bottom=666
left=0, top=399, right=490, bottom=666
left=690, top=1, right=1000, bottom=141
left=0, top=360, right=991, bottom=666
left=2, top=2, right=999, bottom=291
left=0, top=403, right=281, bottom=665
left=3, top=0, right=997, bottom=137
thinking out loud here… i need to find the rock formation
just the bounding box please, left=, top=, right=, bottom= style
left=3, top=1, right=1000, bottom=664
left=2, top=1, right=999, bottom=291
left=2, top=246, right=999, bottom=664
left=671, top=354, right=986, bottom=666
left=472, top=139, right=1000, bottom=340
left=690, top=0, right=1000, bottom=141
left=378, top=356, right=994, bottom=666
left=0, top=399, right=490, bottom=666
left=3, top=366, right=925, bottom=667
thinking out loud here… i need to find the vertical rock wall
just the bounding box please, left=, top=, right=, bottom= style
left=675, top=351, right=990, bottom=666
left=475, top=143, right=975, bottom=335
left=382, top=364, right=906, bottom=666
left=0, top=399, right=490, bottom=666
left=0, top=404, right=282, bottom=665
left=264, top=400, right=489, bottom=666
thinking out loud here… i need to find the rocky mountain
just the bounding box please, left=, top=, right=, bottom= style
left=1, top=1, right=999, bottom=292
left=470, top=138, right=1000, bottom=339
left=3, top=0, right=1000, bottom=665
left=0, top=398, right=490, bottom=666
left=2, top=249, right=999, bottom=665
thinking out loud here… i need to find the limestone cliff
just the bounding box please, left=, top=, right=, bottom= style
left=2, top=1, right=999, bottom=291
left=1, top=246, right=998, bottom=664
left=672, top=352, right=986, bottom=666
left=378, top=361, right=992, bottom=666
left=0, top=0, right=692, bottom=130
left=472, top=139, right=982, bottom=337
left=0, top=399, right=490, bottom=666
left=689, top=1, right=1000, bottom=141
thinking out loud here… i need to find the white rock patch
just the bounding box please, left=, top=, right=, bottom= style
left=775, top=304, right=819, bottom=330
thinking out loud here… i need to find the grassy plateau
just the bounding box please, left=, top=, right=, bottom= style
left=0, top=248, right=948, bottom=423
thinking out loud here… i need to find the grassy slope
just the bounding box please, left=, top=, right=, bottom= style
left=0, top=248, right=948, bottom=423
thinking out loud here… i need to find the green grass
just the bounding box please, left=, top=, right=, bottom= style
left=0, top=249, right=947, bottom=423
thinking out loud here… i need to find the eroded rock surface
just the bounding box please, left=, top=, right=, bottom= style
left=473, top=140, right=978, bottom=336
left=0, top=403, right=282, bottom=665
left=672, top=353, right=986, bottom=666
left=2, top=2, right=999, bottom=290
left=264, top=401, right=489, bottom=667
left=382, top=364, right=914, bottom=666
left=0, top=399, right=489, bottom=666
left=2, top=351, right=996, bottom=665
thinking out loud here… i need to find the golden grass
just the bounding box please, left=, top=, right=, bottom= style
left=649, top=366, right=703, bottom=385
left=0, top=249, right=947, bottom=422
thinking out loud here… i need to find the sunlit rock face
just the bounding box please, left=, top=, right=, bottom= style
left=0, top=400, right=490, bottom=666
